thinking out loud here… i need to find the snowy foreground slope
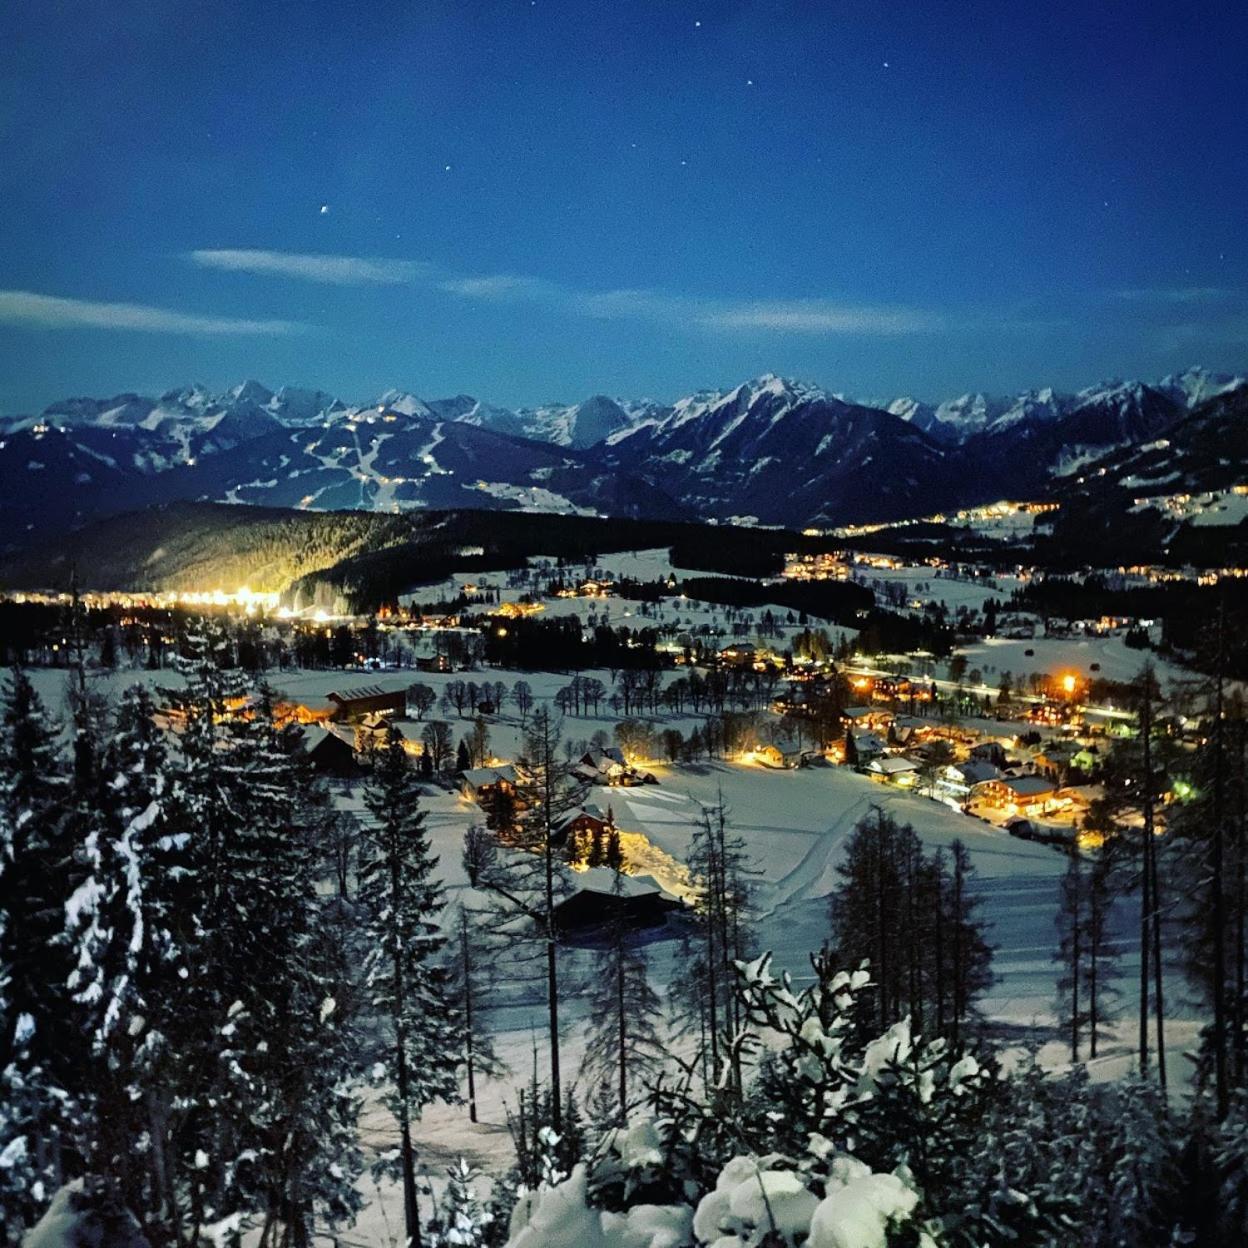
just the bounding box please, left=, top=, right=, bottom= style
left=22, top=606, right=1196, bottom=1247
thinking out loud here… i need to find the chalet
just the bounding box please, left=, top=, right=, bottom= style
left=946, top=759, right=1001, bottom=788
left=356, top=713, right=424, bottom=758
left=970, top=773, right=1058, bottom=816
left=718, top=642, right=757, bottom=667
left=461, top=764, right=520, bottom=804
left=842, top=705, right=894, bottom=732
left=580, top=747, right=627, bottom=781
left=849, top=730, right=887, bottom=762
left=553, top=867, right=681, bottom=931
left=414, top=654, right=452, bottom=673
left=755, top=743, right=805, bottom=769
left=938, top=759, right=1000, bottom=803
left=865, top=756, right=920, bottom=787
left=969, top=741, right=1008, bottom=768
left=327, top=685, right=406, bottom=723
left=552, top=803, right=614, bottom=849
left=306, top=724, right=359, bottom=778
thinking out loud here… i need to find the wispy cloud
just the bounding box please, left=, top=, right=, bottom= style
left=697, top=300, right=941, bottom=335
left=190, top=248, right=429, bottom=286
left=188, top=247, right=938, bottom=337
left=0, top=289, right=303, bottom=335
left=1111, top=286, right=1236, bottom=305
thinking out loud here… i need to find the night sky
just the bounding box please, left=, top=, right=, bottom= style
left=1, top=0, right=1245, bottom=414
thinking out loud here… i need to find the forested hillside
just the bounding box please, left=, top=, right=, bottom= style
left=0, top=502, right=829, bottom=609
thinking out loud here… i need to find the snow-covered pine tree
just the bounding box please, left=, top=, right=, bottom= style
left=244, top=710, right=364, bottom=1248
left=359, top=725, right=461, bottom=1248
left=155, top=641, right=364, bottom=1245
left=0, top=667, right=75, bottom=1229
left=63, top=684, right=184, bottom=1228
left=428, top=1158, right=493, bottom=1248
left=583, top=870, right=665, bottom=1124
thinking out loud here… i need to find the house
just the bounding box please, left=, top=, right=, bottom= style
left=327, top=685, right=406, bottom=723
left=849, top=730, right=887, bottom=762
left=865, top=756, right=920, bottom=786
left=553, top=803, right=614, bottom=846
left=414, top=654, right=452, bottom=673
left=553, top=868, right=681, bottom=931
left=306, top=724, right=359, bottom=778
left=350, top=713, right=425, bottom=759
left=843, top=705, right=895, bottom=732
left=579, top=748, right=627, bottom=783
left=461, top=764, right=520, bottom=804
left=947, top=759, right=1001, bottom=788
left=938, top=759, right=1000, bottom=803
left=755, top=743, right=805, bottom=769
left=970, top=774, right=1058, bottom=816
left=969, top=741, right=1008, bottom=768
left=719, top=642, right=757, bottom=667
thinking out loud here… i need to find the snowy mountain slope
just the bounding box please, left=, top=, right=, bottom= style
left=1039, top=384, right=1248, bottom=565
left=2, top=365, right=1243, bottom=539
left=596, top=374, right=972, bottom=526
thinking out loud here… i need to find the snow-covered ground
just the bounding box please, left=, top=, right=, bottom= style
left=27, top=658, right=1200, bottom=1245
left=852, top=565, right=1026, bottom=615
left=951, top=633, right=1188, bottom=688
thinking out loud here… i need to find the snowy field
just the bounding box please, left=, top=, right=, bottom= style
left=851, top=565, right=1027, bottom=615
left=403, top=547, right=859, bottom=652
left=951, top=633, right=1188, bottom=688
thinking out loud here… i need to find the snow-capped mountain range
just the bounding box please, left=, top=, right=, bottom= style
left=0, top=366, right=1242, bottom=541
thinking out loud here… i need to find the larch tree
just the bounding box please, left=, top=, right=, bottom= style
left=583, top=871, right=665, bottom=1124
left=359, top=725, right=460, bottom=1248
left=449, top=905, right=507, bottom=1126
left=477, top=705, right=582, bottom=1131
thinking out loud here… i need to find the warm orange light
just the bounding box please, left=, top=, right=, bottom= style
left=1062, top=674, right=1077, bottom=694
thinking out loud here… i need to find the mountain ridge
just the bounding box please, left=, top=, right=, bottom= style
left=1, top=365, right=1242, bottom=542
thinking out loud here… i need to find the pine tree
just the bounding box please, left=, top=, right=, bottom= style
left=64, top=684, right=182, bottom=1222
left=359, top=725, right=461, bottom=1248
left=0, top=667, right=75, bottom=1228
left=829, top=814, right=992, bottom=1045
left=429, top=1158, right=493, bottom=1247
left=156, top=640, right=364, bottom=1245
left=583, top=871, right=665, bottom=1123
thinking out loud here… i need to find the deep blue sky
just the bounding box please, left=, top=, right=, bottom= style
left=1, top=0, right=1245, bottom=414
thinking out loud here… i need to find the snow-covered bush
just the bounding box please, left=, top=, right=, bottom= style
left=506, top=1150, right=924, bottom=1248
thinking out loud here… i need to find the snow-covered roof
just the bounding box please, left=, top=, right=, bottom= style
left=989, top=774, right=1055, bottom=797
left=462, top=765, right=518, bottom=787
left=564, top=867, right=676, bottom=902
left=951, top=760, right=999, bottom=784
left=868, top=756, right=919, bottom=775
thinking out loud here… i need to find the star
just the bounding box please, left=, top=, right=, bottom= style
left=445, top=164, right=453, bottom=172
left=746, top=78, right=754, bottom=86
left=694, top=20, right=701, bottom=28
left=882, top=61, right=890, bottom=69
left=319, top=204, right=329, bottom=215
